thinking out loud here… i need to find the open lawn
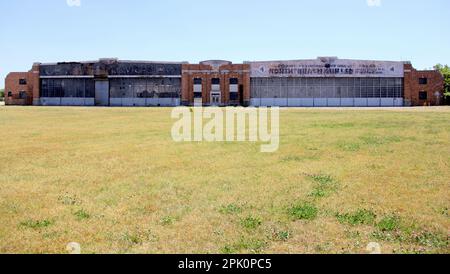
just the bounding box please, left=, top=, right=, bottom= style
left=0, top=106, right=449, bottom=254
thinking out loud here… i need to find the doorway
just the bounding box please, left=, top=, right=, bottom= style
left=95, top=80, right=109, bottom=106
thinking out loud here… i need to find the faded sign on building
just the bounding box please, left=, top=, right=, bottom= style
left=247, top=57, right=404, bottom=78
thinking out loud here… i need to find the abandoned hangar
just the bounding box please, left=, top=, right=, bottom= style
left=4, top=57, right=444, bottom=107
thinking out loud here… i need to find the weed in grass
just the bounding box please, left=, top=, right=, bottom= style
left=240, top=217, right=262, bottom=230
left=120, top=229, right=157, bottom=247
left=312, top=123, right=355, bottom=129
left=306, top=173, right=338, bottom=198
left=307, top=174, right=334, bottom=184
left=336, top=209, right=377, bottom=226
left=74, top=209, right=91, bottom=220
left=219, top=204, right=242, bottom=215
left=220, top=245, right=238, bottom=254
left=20, top=219, right=53, bottom=229
left=288, top=202, right=318, bottom=221
left=58, top=193, right=81, bottom=206
left=360, top=135, right=402, bottom=146
left=274, top=230, right=291, bottom=241
left=281, top=154, right=320, bottom=162
left=160, top=216, right=176, bottom=226
left=377, top=215, right=401, bottom=232
left=309, top=187, right=328, bottom=198
left=228, top=237, right=268, bottom=254
left=338, top=142, right=361, bottom=152
left=410, top=230, right=448, bottom=249
left=121, top=232, right=143, bottom=246
left=438, top=207, right=448, bottom=217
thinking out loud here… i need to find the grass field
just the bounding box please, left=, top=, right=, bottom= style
left=0, top=106, right=449, bottom=254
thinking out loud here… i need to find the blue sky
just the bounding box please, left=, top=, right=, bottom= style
left=1, top=0, right=449, bottom=88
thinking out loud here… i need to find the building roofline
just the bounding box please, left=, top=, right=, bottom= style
left=37, top=59, right=189, bottom=66
left=244, top=57, right=411, bottom=64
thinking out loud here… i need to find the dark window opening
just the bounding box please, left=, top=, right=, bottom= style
left=419, top=78, right=428, bottom=85
left=19, top=91, right=27, bottom=99
left=212, top=78, right=220, bottom=85
left=230, top=92, right=239, bottom=101
left=194, top=92, right=202, bottom=98
left=193, top=78, right=202, bottom=85
left=419, top=91, right=428, bottom=100
left=230, top=78, right=239, bottom=85
left=8, top=91, right=12, bottom=97
left=19, top=79, right=27, bottom=85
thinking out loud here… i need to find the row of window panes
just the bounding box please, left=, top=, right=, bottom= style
left=40, top=79, right=95, bottom=98
left=251, top=87, right=403, bottom=98
left=251, top=77, right=403, bottom=87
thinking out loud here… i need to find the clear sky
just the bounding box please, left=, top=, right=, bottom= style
left=1, top=0, right=449, bottom=88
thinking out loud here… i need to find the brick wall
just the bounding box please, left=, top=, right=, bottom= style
left=4, top=64, right=40, bottom=106
left=181, top=62, right=250, bottom=106
left=404, top=64, right=444, bottom=106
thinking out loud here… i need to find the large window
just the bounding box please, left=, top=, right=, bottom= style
left=212, top=78, right=220, bottom=85
left=251, top=77, right=403, bottom=99
left=40, top=78, right=95, bottom=98
left=19, top=79, right=27, bottom=85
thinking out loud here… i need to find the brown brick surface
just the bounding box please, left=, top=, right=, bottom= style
left=181, top=62, right=250, bottom=106
left=404, top=64, right=444, bottom=106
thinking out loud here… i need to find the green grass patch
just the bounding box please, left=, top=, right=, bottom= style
left=222, top=237, right=268, bottom=254
left=219, top=204, right=243, bottom=215
left=74, top=209, right=91, bottom=220
left=306, top=173, right=338, bottom=198
left=336, top=209, right=377, bottom=226
left=288, top=202, right=318, bottom=221
left=240, top=216, right=262, bottom=230
left=338, top=142, right=361, bottom=152
left=359, top=135, right=402, bottom=146
left=20, top=219, right=54, bottom=229
left=160, top=216, right=176, bottom=226
left=376, top=215, right=401, bottom=232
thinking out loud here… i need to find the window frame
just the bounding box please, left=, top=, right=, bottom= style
left=193, top=78, right=202, bottom=85
left=229, top=78, right=239, bottom=85
left=211, top=78, right=220, bottom=85
left=419, top=91, right=428, bottom=100
left=419, top=78, right=428, bottom=85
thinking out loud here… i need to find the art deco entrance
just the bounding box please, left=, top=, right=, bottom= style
left=210, top=78, right=221, bottom=106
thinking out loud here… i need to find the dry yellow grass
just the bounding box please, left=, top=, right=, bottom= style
left=0, top=106, right=449, bottom=254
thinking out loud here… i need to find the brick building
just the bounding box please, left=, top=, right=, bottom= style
left=4, top=57, right=444, bottom=107
left=181, top=60, right=250, bottom=106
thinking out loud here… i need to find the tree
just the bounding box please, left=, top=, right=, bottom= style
left=0, top=89, right=4, bottom=98
left=434, top=64, right=450, bottom=103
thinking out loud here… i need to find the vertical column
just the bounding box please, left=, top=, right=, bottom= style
left=243, top=64, right=251, bottom=107
left=31, top=63, right=41, bottom=106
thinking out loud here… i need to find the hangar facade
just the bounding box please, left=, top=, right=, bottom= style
left=4, top=57, right=444, bottom=107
